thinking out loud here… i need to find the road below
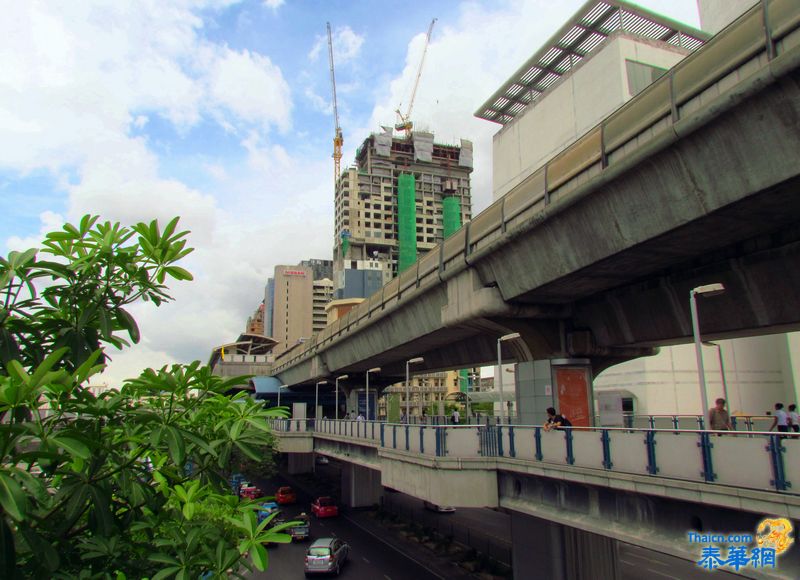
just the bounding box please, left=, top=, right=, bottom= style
left=249, top=474, right=445, bottom=580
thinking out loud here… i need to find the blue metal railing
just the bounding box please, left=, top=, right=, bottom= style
left=269, top=418, right=800, bottom=495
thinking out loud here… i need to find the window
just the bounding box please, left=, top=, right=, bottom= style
left=625, top=60, right=667, bottom=97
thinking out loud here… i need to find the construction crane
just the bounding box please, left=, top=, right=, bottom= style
left=327, top=22, right=343, bottom=187
left=395, top=18, right=437, bottom=136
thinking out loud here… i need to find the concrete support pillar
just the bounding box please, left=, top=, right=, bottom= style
left=511, top=511, right=618, bottom=580
left=340, top=463, right=383, bottom=508
left=515, top=360, right=554, bottom=425
left=287, top=453, right=314, bottom=475
left=511, top=510, right=566, bottom=579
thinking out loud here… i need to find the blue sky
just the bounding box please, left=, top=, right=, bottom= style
left=0, top=0, right=703, bottom=386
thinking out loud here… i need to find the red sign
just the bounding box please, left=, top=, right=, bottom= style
left=283, top=270, right=307, bottom=276
left=554, top=367, right=591, bottom=427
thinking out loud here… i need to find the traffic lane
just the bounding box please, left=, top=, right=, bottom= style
left=248, top=509, right=443, bottom=580
left=384, top=491, right=511, bottom=542
left=619, top=542, right=743, bottom=580
left=250, top=477, right=442, bottom=580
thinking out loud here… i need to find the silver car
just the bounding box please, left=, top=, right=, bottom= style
left=304, top=537, right=349, bottom=576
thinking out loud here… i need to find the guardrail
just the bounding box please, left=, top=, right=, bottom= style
left=268, top=418, right=800, bottom=494
left=272, top=0, right=800, bottom=376
left=594, top=414, right=776, bottom=431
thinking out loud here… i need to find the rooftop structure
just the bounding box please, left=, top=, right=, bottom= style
left=475, top=0, right=708, bottom=126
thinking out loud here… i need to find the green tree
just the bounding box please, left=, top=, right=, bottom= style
left=0, top=216, right=289, bottom=578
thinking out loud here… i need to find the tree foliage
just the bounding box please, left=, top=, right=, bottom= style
left=0, top=216, right=286, bottom=578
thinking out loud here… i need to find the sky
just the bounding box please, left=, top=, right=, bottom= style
left=0, top=0, right=702, bottom=387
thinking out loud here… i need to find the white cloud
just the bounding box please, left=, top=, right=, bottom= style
left=308, top=25, right=364, bottom=64
left=262, top=0, right=285, bottom=10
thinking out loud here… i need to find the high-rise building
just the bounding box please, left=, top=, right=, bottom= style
left=271, top=265, right=314, bottom=355
left=300, top=259, right=333, bottom=282
left=312, top=278, right=333, bottom=334
left=264, top=278, right=274, bottom=337
left=245, top=302, right=265, bottom=335
left=332, top=129, right=473, bottom=299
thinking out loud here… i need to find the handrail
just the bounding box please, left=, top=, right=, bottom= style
left=272, top=0, right=800, bottom=377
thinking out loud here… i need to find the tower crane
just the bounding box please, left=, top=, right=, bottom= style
left=395, top=18, right=437, bottom=137
left=327, top=22, right=343, bottom=186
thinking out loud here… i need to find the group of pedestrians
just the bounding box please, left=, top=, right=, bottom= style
left=708, top=398, right=800, bottom=433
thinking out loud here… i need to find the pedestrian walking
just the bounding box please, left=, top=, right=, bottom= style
left=789, top=404, right=800, bottom=433
left=708, top=398, right=732, bottom=431
left=451, top=408, right=460, bottom=425
left=770, top=403, right=790, bottom=433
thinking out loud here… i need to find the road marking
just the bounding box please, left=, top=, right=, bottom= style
left=343, top=514, right=446, bottom=580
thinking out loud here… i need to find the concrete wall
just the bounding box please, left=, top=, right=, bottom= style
left=595, top=335, right=799, bottom=416
left=698, top=0, right=759, bottom=35
left=492, top=34, right=690, bottom=200
left=340, top=463, right=382, bottom=508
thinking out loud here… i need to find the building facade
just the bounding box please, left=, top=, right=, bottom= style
left=271, top=265, right=314, bottom=355
left=312, top=278, right=333, bottom=334
left=332, top=129, right=473, bottom=299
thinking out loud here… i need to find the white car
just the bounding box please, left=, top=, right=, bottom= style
left=423, top=500, right=456, bottom=513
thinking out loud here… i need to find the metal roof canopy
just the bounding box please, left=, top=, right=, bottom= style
left=475, top=0, right=710, bottom=125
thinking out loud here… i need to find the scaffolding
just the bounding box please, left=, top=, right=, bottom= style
left=397, top=173, right=417, bottom=272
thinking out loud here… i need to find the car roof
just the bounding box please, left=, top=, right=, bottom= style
left=310, top=538, right=336, bottom=548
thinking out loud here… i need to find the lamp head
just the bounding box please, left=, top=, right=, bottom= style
left=692, top=283, right=726, bottom=297
left=367, top=367, right=381, bottom=373
left=407, top=357, right=424, bottom=365
left=499, top=332, right=521, bottom=342
left=337, top=374, right=349, bottom=381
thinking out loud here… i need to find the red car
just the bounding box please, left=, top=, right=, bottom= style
left=275, top=486, right=297, bottom=505
left=311, top=496, right=339, bottom=518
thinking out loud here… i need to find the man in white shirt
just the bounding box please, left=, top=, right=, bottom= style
left=770, top=403, right=790, bottom=433
left=451, top=409, right=460, bottom=425
left=789, top=404, right=800, bottom=433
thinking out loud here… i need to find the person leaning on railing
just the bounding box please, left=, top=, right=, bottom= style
left=708, top=398, right=732, bottom=431
left=543, top=407, right=572, bottom=432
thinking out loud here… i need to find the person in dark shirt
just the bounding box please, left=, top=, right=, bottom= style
left=544, top=407, right=572, bottom=431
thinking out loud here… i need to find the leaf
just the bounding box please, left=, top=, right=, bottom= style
left=182, top=502, right=195, bottom=520
left=98, top=308, right=112, bottom=340
left=19, top=525, right=60, bottom=572
left=115, top=308, right=140, bottom=344
left=165, top=266, right=193, bottom=281
left=250, top=543, right=268, bottom=571
left=0, top=471, right=26, bottom=521
left=0, top=510, right=16, bottom=577
left=164, top=426, right=186, bottom=467
left=51, top=435, right=91, bottom=460
left=151, top=566, right=182, bottom=580
left=28, top=347, right=69, bottom=388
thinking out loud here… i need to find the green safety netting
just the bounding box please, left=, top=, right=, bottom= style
left=397, top=173, right=417, bottom=273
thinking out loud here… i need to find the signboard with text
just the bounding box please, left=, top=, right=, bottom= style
left=553, top=366, right=592, bottom=427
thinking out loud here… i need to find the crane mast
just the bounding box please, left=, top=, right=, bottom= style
left=327, top=22, right=343, bottom=186
left=395, top=18, right=437, bottom=136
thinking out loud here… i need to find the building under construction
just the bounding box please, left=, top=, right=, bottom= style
left=332, top=128, right=474, bottom=299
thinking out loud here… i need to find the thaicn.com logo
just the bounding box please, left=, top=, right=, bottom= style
left=688, top=517, right=794, bottom=572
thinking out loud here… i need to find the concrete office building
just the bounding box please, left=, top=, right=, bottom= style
left=301, top=259, right=333, bottom=283
left=332, top=129, right=473, bottom=299
left=272, top=265, right=314, bottom=355
left=312, top=278, right=333, bottom=334
left=479, top=0, right=800, bottom=417
left=263, top=278, right=274, bottom=338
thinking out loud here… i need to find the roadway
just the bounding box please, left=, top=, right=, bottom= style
left=249, top=473, right=446, bottom=580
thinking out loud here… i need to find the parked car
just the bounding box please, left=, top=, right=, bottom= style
left=257, top=501, right=281, bottom=524
left=311, top=496, right=339, bottom=518
left=239, top=483, right=262, bottom=500
left=275, top=486, right=297, bottom=505
left=288, top=512, right=311, bottom=541
left=304, top=537, right=349, bottom=576
left=423, top=500, right=456, bottom=514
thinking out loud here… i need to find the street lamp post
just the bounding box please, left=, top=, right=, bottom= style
left=276, top=384, right=288, bottom=408
left=497, top=333, right=521, bottom=425
left=315, top=380, right=328, bottom=420
left=690, top=283, right=726, bottom=424
left=704, top=341, right=730, bottom=410
left=405, top=357, right=425, bottom=421
left=335, top=375, right=349, bottom=420
left=365, top=367, right=381, bottom=421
